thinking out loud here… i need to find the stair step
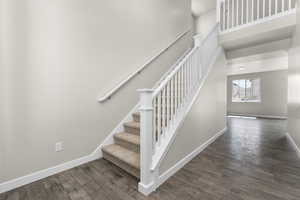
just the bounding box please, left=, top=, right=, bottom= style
left=114, top=132, right=140, bottom=153
left=102, top=144, right=140, bottom=178
left=124, top=122, right=140, bottom=135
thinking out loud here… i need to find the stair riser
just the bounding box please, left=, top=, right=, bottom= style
left=103, top=151, right=140, bottom=178
left=133, top=115, right=140, bottom=122
left=114, top=137, right=140, bottom=153
left=124, top=126, right=140, bottom=135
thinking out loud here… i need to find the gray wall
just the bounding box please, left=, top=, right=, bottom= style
left=0, top=0, right=193, bottom=183
left=288, top=0, right=300, bottom=148
left=160, top=50, right=227, bottom=174
left=227, top=70, right=288, bottom=117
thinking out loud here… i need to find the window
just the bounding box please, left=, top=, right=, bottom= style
left=232, top=78, right=261, bottom=102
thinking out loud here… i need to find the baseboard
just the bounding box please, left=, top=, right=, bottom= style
left=286, top=132, right=300, bottom=158
left=228, top=113, right=287, bottom=120
left=156, top=127, right=227, bottom=190
left=0, top=154, right=97, bottom=194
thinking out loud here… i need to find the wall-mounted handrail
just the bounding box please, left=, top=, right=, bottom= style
left=98, top=29, right=191, bottom=103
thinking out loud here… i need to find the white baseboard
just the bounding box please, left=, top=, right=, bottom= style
left=156, top=127, right=227, bottom=190
left=0, top=154, right=96, bottom=194
left=286, top=132, right=300, bottom=158
left=228, top=113, right=287, bottom=120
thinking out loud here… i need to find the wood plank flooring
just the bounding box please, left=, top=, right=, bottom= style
left=1, top=117, right=300, bottom=200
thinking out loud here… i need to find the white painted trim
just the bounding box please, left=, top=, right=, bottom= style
left=0, top=42, right=193, bottom=195
left=156, top=127, right=227, bottom=190
left=228, top=113, right=287, bottom=119
left=0, top=154, right=95, bottom=194
left=286, top=132, right=300, bottom=158
left=98, top=29, right=191, bottom=103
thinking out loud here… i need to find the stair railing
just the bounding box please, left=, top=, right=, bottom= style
left=217, top=0, right=297, bottom=33
left=138, top=24, right=220, bottom=195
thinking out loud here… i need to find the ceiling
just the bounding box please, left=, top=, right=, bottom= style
left=191, top=0, right=216, bottom=17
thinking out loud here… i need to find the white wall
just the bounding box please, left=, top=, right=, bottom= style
left=288, top=0, right=300, bottom=148
left=227, top=39, right=291, bottom=59
left=227, top=70, right=288, bottom=118
left=159, top=50, right=227, bottom=174
left=194, top=9, right=217, bottom=38
left=0, top=0, right=193, bottom=183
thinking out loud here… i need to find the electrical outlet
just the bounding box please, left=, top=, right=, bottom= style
left=55, top=142, right=63, bottom=152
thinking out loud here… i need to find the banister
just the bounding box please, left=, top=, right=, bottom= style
left=152, top=24, right=219, bottom=98
left=98, top=28, right=191, bottom=103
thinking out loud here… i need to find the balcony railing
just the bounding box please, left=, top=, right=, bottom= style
left=217, top=0, right=297, bottom=33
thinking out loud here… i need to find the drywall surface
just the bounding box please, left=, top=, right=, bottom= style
left=288, top=0, right=300, bottom=149
left=160, top=50, right=227, bottom=174
left=194, top=9, right=217, bottom=38
left=0, top=0, right=192, bottom=183
left=227, top=38, right=291, bottom=59
left=227, top=70, right=288, bottom=117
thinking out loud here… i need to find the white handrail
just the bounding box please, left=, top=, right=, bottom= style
left=98, top=29, right=191, bottom=103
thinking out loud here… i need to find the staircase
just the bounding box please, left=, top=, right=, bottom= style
left=101, top=24, right=220, bottom=195
left=102, top=112, right=141, bottom=178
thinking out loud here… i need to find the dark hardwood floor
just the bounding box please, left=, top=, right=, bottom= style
left=1, top=117, right=300, bottom=200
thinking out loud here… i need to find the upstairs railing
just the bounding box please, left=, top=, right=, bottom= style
left=217, top=0, right=297, bottom=33
left=138, top=24, right=220, bottom=195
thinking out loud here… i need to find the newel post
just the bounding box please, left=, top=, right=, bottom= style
left=138, top=89, right=155, bottom=195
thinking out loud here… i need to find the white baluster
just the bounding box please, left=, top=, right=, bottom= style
left=162, top=87, right=166, bottom=137
left=263, top=0, right=266, bottom=17
left=181, top=68, right=184, bottom=105
left=174, top=73, right=178, bottom=112
left=157, top=94, right=161, bottom=146
left=252, top=0, right=254, bottom=21
left=223, top=2, right=225, bottom=30
left=232, top=0, right=234, bottom=28
left=269, top=0, right=272, bottom=16
left=152, top=100, right=157, bottom=153
left=138, top=89, right=154, bottom=192
left=170, top=78, right=174, bottom=119
left=247, top=0, right=249, bottom=23
left=282, top=0, right=284, bottom=12
left=242, top=0, right=244, bottom=24
left=289, top=0, right=291, bottom=10
left=166, top=82, right=170, bottom=127
left=217, top=0, right=221, bottom=31
left=275, top=0, right=278, bottom=14
left=237, top=0, right=239, bottom=25
left=257, top=0, right=260, bottom=20
left=227, top=0, right=230, bottom=30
